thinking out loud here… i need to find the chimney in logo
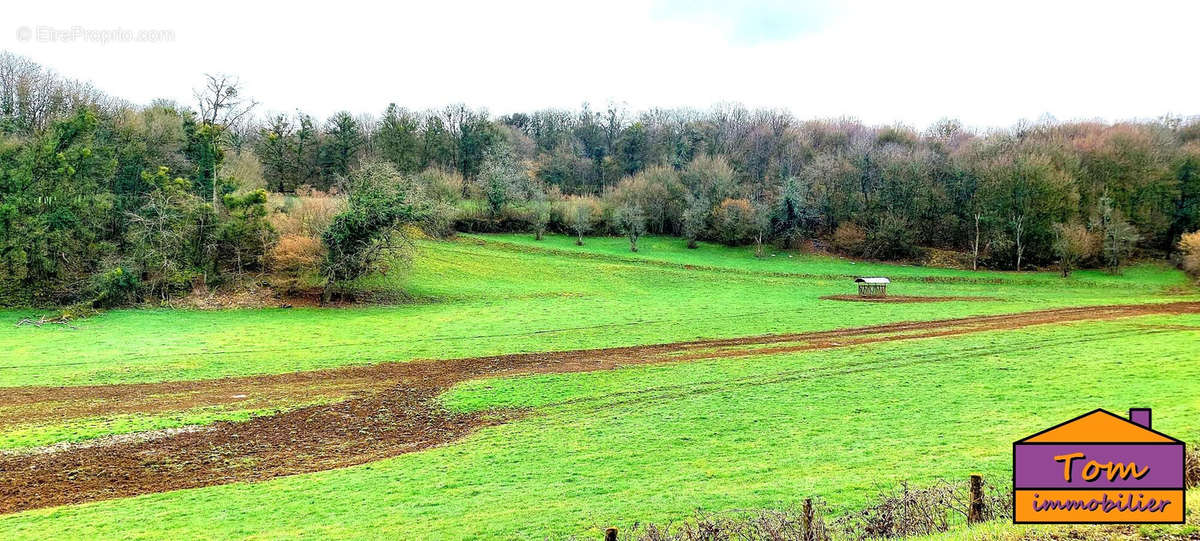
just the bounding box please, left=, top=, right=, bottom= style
left=1129, top=408, right=1151, bottom=429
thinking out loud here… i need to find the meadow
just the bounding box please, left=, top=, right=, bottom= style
left=0, top=234, right=1198, bottom=539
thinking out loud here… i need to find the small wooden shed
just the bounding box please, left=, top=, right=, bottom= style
left=854, top=277, right=890, bottom=298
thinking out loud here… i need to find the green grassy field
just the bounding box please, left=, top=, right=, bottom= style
left=3, top=315, right=1199, bottom=539
left=0, top=235, right=1188, bottom=389
left=0, top=234, right=1197, bottom=539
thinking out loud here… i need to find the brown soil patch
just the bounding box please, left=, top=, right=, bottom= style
left=821, top=294, right=998, bottom=303
left=1, top=301, right=1198, bottom=515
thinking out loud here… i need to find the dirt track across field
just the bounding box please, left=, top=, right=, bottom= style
left=1, top=301, right=1198, bottom=515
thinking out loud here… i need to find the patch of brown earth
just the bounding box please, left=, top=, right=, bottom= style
left=1, top=301, right=1198, bottom=515
left=820, top=294, right=999, bottom=303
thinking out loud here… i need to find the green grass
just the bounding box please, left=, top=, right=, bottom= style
left=0, top=408, right=267, bottom=450
left=0, top=235, right=1190, bottom=388
left=476, top=233, right=1187, bottom=288
left=2, top=315, right=1198, bottom=539
left=0, top=394, right=343, bottom=451
left=0, top=234, right=1196, bottom=538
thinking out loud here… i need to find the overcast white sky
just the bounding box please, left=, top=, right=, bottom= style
left=3, top=0, right=1197, bottom=130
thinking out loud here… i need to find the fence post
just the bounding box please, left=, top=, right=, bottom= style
left=802, top=498, right=815, bottom=541
left=604, top=527, right=618, bottom=541
left=967, top=473, right=985, bottom=524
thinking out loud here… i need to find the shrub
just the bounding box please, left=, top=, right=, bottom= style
left=530, top=201, right=551, bottom=240
left=681, top=196, right=710, bottom=249
left=1187, top=445, right=1200, bottom=488
left=415, top=168, right=465, bottom=238
left=605, top=166, right=685, bottom=234
left=1180, top=231, right=1200, bottom=279
left=831, top=222, right=867, bottom=256
left=270, top=187, right=344, bottom=237
left=865, top=213, right=920, bottom=260
left=614, top=204, right=646, bottom=252
left=711, top=198, right=757, bottom=246
left=90, top=266, right=141, bottom=308
left=834, top=479, right=1011, bottom=539
left=220, top=149, right=267, bottom=192
left=562, top=196, right=601, bottom=245
left=320, top=161, right=428, bottom=303
left=1052, top=222, right=1098, bottom=277
left=218, top=189, right=275, bottom=273
left=681, top=154, right=737, bottom=204
left=620, top=504, right=829, bottom=541
left=414, top=168, right=464, bottom=206
left=269, top=234, right=325, bottom=274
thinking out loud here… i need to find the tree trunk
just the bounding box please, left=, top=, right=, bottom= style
left=320, top=281, right=333, bottom=306
left=211, top=139, right=220, bottom=207
left=972, top=213, right=981, bottom=271
left=1013, top=215, right=1025, bottom=271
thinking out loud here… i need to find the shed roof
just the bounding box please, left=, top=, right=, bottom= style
left=854, top=277, right=890, bottom=284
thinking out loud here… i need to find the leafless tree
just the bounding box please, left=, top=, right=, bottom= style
left=194, top=73, right=257, bottom=204
left=195, top=73, right=256, bottom=127
left=1011, top=213, right=1025, bottom=270
left=0, top=51, right=110, bottom=132
left=972, top=212, right=983, bottom=270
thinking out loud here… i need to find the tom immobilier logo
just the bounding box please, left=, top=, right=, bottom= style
left=1012, top=408, right=1185, bottom=523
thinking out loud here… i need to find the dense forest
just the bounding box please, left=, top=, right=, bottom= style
left=3, top=51, right=1200, bottom=307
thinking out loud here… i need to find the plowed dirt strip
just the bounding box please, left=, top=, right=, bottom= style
left=0, top=301, right=1196, bottom=515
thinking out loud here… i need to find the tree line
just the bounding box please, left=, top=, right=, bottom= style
left=2, top=52, right=1199, bottom=307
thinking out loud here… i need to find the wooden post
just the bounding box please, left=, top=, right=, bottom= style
left=967, top=473, right=985, bottom=524
left=802, top=498, right=815, bottom=541
left=604, top=527, right=618, bottom=541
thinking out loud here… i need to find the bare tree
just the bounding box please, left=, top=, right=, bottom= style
left=972, top=212, right=983, bottom=271
left=1010, top=213, right=1025, bottom=270
left=1052, top=223, right=1098, bottom=277
left=194, top=73, right=257, bottom=205
left=0, top=52, right=109, bottom=132
left=195, top=73, right=256, bottom=127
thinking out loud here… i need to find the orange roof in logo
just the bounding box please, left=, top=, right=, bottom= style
left=1018, top=409, right=1179, bottom=443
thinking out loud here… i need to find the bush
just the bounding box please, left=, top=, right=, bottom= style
left=530, top=201, right=551, bottom=240
left=865, top=213, right=920, bottom=260
left=1180, top=231, right=1200, bottom=279
left=1052, top=222, right=1099, bottom=277
left=1186, top=444, right=1200, bottom=488
left=605, top=166, right=685, bottom=234
left=218, top=189, right=275, bottom=273
left=620, top=504, right=829, bottom=541
left=711, top=198, right=757, bottom=246
left=562, top=195, right=601, bottom=245
left=270, top=187, right=345, bottom=237
left=834, top=479, right=1010, bottom=539
left=614, top=204, right=646, bottom=252
left=90, top=266, right=141, bottom=308
left=681, top=196, right=710, bottom=249
left=320, top=161, right=428, bottom=303
left=269, top=234, right=325, bottom=274
left=831, top=222, right=867, bottom=256
left=681, top=154, right=737, bottom=204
